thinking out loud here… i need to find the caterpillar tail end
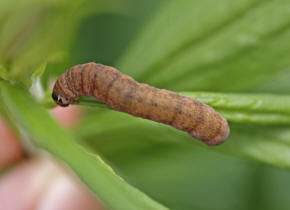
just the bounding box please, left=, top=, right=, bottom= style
left=190, top=118, right=230, bottom=146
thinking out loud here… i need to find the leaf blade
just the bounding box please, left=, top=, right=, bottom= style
left=74, top=92, right=290, bottom=170
left=0, top=81, right=168, bottom=210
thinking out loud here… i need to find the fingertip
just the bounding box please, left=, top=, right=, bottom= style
left=50, top=106, right=83, bottom=128
left=0, top=117, right=23, bottom=169
left=0, top=158, right=103, bottom=210
left=38, top=171, right=103, bottom=210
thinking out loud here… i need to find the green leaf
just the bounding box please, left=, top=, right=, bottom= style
left=29, top=62, right=46, bottom=100
left=31, top=62, right=47, bottom=80
left=73, top=96, right=112, bottom=109
left=0, top=65, right=9, bottom=80
left=0, top=0, right=113, bottom=86
left=117, top=0, right=290, bottom=92
left=0, top=81, right=168, bottom=210
left=76, top=111, right=290, bottom=170
left=183, top=92, right=290, bottom=125
left=74, top=91, right=290, bottom=170
left=40, top=90, right=56, bottom=108
left=106, top=0, right=290, bottom=173
left=72, top=91, right=290, bottom=125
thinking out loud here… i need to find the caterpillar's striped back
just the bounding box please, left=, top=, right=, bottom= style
left=52, top=62, right=230, bottom=145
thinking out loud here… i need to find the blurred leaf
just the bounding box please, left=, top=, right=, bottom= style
left=2, top=0, right=290, bottom=209
left=75, top=108, right=290, bottom=210
left=74, top=96, right=112, bottom=109
left=117, top=0, right=290, bottom=93
left=70, top=0, right=165, bottom=66
left=105, top=0, right=290, bottom=172
left=114, top=146, right=263, bottom=210
left=0, top=81, right=168, bottom=210
left=0, top=0, right=126, bottom=87
left=0, top=65, right=9, bottom=80
left=40, top=90, right=56, bottom=108
left=0, top=0, right=82, bottom=84
left=29, top=63, right=46, bottom=100
left=31, top=63, right=46, bottom=80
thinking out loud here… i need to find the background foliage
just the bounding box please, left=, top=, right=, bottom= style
left=1, top=0, right=290, bottom=209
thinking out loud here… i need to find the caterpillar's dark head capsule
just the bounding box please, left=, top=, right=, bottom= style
left=52, top=73, right=77, bottom=107
left=51, top=92, right=70, bottom=107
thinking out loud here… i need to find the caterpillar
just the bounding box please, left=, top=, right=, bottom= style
left=52, top=62, right=230, bottom=146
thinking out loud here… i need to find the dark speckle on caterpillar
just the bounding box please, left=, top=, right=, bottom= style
left=52, top=62, right=230, bottom=146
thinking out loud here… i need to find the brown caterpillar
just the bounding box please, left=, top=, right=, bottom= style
left=52, top=62, right=229, bottom=145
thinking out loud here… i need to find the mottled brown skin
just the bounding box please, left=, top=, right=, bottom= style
left=52, top=62, right=230, bottom=145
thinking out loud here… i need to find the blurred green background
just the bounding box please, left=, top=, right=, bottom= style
left=1, top=0, right=290, bottom=209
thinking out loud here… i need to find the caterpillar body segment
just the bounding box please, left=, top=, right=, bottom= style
left=52, top=62, right=230, bottom=145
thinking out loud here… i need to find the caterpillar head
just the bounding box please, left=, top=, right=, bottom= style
left=52, top=74, right=76, bottom=107
left=52, top=92, right=72, bottom=107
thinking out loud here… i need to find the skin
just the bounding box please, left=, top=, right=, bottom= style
left=0, top=107, right=103, bottom=210
left=52, top=62, right=230, bottom=146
